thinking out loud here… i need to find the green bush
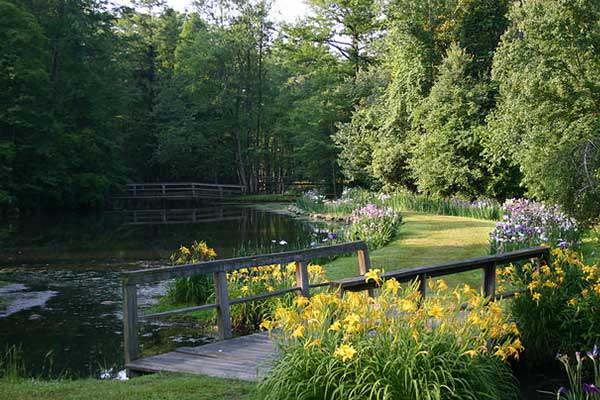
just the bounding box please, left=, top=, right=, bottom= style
left=259, top=277, right=521, bottom=400
left=498, top=248, right=600, bottom=366
left=167, top=241, right=217, bottom=304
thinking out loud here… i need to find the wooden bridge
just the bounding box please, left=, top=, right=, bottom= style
left=121, top=242, right=549, bottom=381
left=114, top=182, right=246, bottom=202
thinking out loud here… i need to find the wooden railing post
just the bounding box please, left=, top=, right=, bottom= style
left=214, top=271, right=232, bottom=340
left=418, top=273, right=427, bottom=299
left=123, top=282, right=139, bottom=365
left=295, top=260, right=310, bottom=298
left=482, top=262, right=496, bottom=298
left=357, top=248, right=374, bottom=297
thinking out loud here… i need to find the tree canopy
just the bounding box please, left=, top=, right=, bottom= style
left=1, top=0, right=598, bottom=223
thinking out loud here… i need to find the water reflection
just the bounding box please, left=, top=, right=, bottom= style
left=0, top=204, right=338, bottom=377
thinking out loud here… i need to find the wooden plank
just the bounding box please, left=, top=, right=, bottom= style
left=123, top=284, right=139, bottom=364
left=123, top=241, right=368, bottom=285
left=126, top=333, right=276, bottom=381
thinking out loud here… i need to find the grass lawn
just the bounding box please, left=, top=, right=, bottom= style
left=0, top=374, right=256, bottom=400
left=324, top=211, right=495, bottom=288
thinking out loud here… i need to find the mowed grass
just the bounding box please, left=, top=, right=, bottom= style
left=325, top=211, right=495, bottom=288
left=0, top=374, right=256, bottom=400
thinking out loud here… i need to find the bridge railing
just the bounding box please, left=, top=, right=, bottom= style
left=118, top=182, right=246, bottom=199
left=329, top=246, right=550, bottom=300
left=120, top=241, right=372, bottom=364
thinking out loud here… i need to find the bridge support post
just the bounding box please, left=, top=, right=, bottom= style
left=295, top=260, right=310, bottom=297
left=482, top=262, right=496, bottom=299
left=123, top=282, right=139, bottom=369
left=357, top=249, right=374, bottom=297
left=214, top=271, right=232, bottom=340
left=418, top=273, right=427, bottom=300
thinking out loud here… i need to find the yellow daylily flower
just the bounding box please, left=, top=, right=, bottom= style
left=334, top=344, right=357, bottom=362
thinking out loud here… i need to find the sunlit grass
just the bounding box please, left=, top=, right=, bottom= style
left=324, top=211, right=495, bottom=288
left=0, top=374, right=256, bottom=400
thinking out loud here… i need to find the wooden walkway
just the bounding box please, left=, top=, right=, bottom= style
left=121, top=243, right=549, bottom=382
left=114, top=182, right=246, bottom=201
left=126, top=333, right=276, bottom=381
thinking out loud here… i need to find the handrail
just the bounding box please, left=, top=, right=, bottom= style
left=122, top=241, right=368, bottom=285
left=329, top=246, right=550, bottom=298
left=121, top=241, right=372, bottom=366
left=125, top=182, right=246, bottom=189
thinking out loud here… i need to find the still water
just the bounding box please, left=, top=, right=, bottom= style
left=0, top=203, right=335, bottom=378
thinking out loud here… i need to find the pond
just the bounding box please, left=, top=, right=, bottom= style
left=0, top=203, right=337, bottom=378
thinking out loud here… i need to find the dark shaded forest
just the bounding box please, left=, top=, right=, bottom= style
left=1, top=0, right=599, bottom=222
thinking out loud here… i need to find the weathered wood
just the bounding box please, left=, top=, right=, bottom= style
left=296, top=261, right=310, bottom=297
left=114, top=182, right=246, bottom=201
left=329, top=246, right=549, bottom=293
left=418, top=273, right=427, bottom=299
left=123, top=283, right=139, bottom=364
left=214, top=271, right=232, bottom=340
left=357, top=248, right=374, bottom=297
left=482, top=262, right=497, bottom=298
left=122, top=241, right=368, bottom=285
left=126, top=333, right=275, bottom=381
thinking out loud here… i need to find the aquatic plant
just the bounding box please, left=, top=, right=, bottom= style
left=386, top=190, right=501, bottom=220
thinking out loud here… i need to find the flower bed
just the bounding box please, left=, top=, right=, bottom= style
left=498, top=248, right=600, bottom=365
left=490, top=199, right=579, bottom=253
left=259, top=275, right=522, bottom=400
left=345, top=203, right=402, bottom=249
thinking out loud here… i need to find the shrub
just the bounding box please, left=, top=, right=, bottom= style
left=490, top=199, right=579, bottom=254
left=345, top=203, right=402, bottom=249
left=498, top=248, right=600, bottom=365
left=227, top=263, right=325, bottom=334
left=167, top=241, right=217, bottom=304
left=166, top=240, right=327, bottom=334
left=259, top=275, right=521, bottom=400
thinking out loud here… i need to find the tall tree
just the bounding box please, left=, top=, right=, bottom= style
left=487, top=0, right=600, bottom=222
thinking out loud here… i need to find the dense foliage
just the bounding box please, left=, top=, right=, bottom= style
left=259, top=277, right=521, bottom=400
left=2, top=0, right=598, bottom=225
left=498, top=248, right=600, bottom=366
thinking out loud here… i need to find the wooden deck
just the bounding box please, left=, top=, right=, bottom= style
left=126, top=333, right=277, bottom=381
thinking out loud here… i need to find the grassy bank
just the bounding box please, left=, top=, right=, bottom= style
left=224, top=194, right=296, bottom=203
left=0, top=374, right=256, bottom=400
left=324, top=211, right=495, bottom=288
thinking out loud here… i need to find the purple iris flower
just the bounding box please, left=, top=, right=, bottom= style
left=583, top=383, right=600, bottom=394
left=588, top=344, right=599, bottom=360
left=327, top=233, right=337, bottom=240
